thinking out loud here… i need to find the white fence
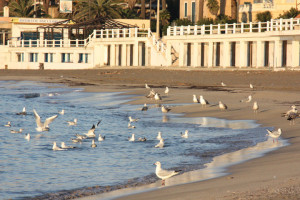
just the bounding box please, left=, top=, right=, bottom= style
left=167, top=18, right=300, bottom=36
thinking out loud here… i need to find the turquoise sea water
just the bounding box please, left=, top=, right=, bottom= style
left=0, top=81, right=268, bottom=200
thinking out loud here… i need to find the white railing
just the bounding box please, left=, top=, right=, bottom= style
left=92, top=28, right=148, bottom=39
left=167, top=18, right=300, bottom=36
left=8, top=39, right=87, bottom=48
left=148, top=29, right=166, bottom=53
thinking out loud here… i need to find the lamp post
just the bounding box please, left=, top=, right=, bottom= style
left=156, top=0, right=160, bottom=38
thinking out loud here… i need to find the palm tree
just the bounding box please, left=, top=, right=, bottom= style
left=207, top=0, right=219, bottom=17
left=160, top=9, right=170, bottom=25
left=9, top=0, right=35, bottom=17
left=74, top=0, right=122, bottom=21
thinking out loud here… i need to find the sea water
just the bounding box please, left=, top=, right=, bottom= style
left=0, top=81, right=268, bottom=200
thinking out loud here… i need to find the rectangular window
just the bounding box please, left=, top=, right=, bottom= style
left=44, top=53, right=54, bottom=62
left=78, top=53, right=89, bottom=63
left=191, top=2, right=195, bottom=23
left=29, top=53, right=38, bottom=62
left=61, top=53, right=72, bottom=63
left=184, top=2, right=188, bottom=17
left=17, top=53, right=24, bottom=62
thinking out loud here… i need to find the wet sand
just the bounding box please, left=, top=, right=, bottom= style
left=2, top=68, right=300, bottom=199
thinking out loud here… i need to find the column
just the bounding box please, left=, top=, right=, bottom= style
left=133, top=42, right=139, bottom=66
left=193, top=42, right=198, bottom=67
left=274, top=40, right=282, bottom=68
left=256, top=41, right=264, bottom=68
left=94, top=45, right=101, bottom=66
left=222, top=41, right=231, bottom=68
left=39, top=29, right=44, bottom=47
left=239, top=41, right=247, bottom=67
left=138, top=42, right=143, bottom=66
left=166, top=41, right=172, bottom=66
left=116, top=44, right=120, bottom=66
left=122, top=44, right=127, bottom=66
left=208, top=42, right=214, bottom=67
left=179, top=42, right=185, bottom=67
left=110, top=44, right=116, bottom=66
left=292, top=40, right=300, bottom=67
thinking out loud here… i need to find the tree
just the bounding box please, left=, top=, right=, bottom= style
left=8, top=0, right=44, bottom=17
left=197, top=17, right=214, bottom=25
left=160, top=9, right=170, bottom=25
left=74, top=0, right=122, bottom=21
left=206, top=0, right=219, bottom=17
left=120, top=8, right=139, bottom=19
left=256, top=11, right=272, bottom=22
left=172, top=18, right=193, bottom=26
left=215, top=14, right=236, bottom=24
left=140, top=0, right=145, bottom=18
left=278, top=7, right=300, bottom=19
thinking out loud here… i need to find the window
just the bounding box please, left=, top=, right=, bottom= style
left=17, top=53, right=24, bottom=62
left=61, top=53, right=72, bottom=63
left=184, top=2, right=188, bottom=17
left=44, top=53, right=54, bottom=62
left=78, top=53, right=89, bottom=63
left=192, top=2, right=195, bottom=23
left=29, top=53, right=38, bottom=62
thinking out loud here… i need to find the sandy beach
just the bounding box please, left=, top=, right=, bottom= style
left=2, top=67, right=300, bottom=199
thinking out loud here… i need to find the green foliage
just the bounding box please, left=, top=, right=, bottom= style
left=206, top=0, right=219, bottom=16
left=214, top=14, right=236, bottom=24
left=197, top=17, right=214, bottom=25
left=160, top=9, right=171, bottom=26
left=278, top=7, right=300, bottom=19
left=172, top=18, right=193, bottom=26
left=120, top=8, right=139, bottom=19
left=256, top=11, right=272, bottom=22
left=9, top=0, right=46, bottom=17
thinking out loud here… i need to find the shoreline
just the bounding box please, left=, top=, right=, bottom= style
left=2, top=69, right=300, bottom=199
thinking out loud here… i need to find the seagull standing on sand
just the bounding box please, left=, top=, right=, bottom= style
left=16, top=107, right=27, bottom=115
left=240, top=95, right=252, bottom=103
left=157, top=131, right=162, bottom=140
left=219, top=101, right=228, bottom=110
left=141, top=103, right=148, bottom=111
left=154, top=161, right=180, bottom=186
left=67, top=118, right=77, bottom=126
left=129, top=116, right=139, bottom=123
left=155, top=139, right=164, bottom=148
left=161, top=105, right=171, bottom=113
left=53, top=142, right=66, bottom=151
left=91, top=140, right=97, bottom=148
left=281, top=105, right=299, bottom=125
left=181, top=130, right=189, bottom=138
left=165, top=87, right=169, bottom=96
left=128, top=133, right=135, bottom=141
left=33, top=109, right=58, bottom=132
left=145, top=83, right=151, bottom=89
left=154, top=93, right=162, bottom=101
left=250, top=83, right=254, bottom=90
left=199, top=95, right=209, bottom=107
left=266, top=128, right=282, bottom=143
left=253, top=101, right=259, bottom=113
left=221, top=82, right=226, bottom=87
left=193, top=95, right=199, bottom=103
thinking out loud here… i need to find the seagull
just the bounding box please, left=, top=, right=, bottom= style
left=193, top=95, right=199, bottom=103
left=141, top=103, right=148, bottom=111
left=286, top=112, right=300, bottom=125
left=221, top=81, right=226, bottom=87
left=71, top=138, right=82, bottom=143
left=75, top=133, right=87, bottom=140
left=266, top=128, right=282, bottom=143
left=157, top=131, right=162, bottom=140
left=155, top=139, right=164, bottom=148
left=33, top=109, right=58, bottom=132
left=24, top=133, right=30, bottom=141
left=219, top=101, right=228, bottom=110
left=240, top=95, right=252, bottom=103
left=161, top=105, right=171, bottom=113
left=128, top=122, right=136, bottom=129
left=59, top=109, right=65, bottom=115
left=98, top=134, right=105, bottom=141
left=165, top=87, right=169, bottom=96
left=154, top=161, right=181, bottom=186
left=128, top=133, right=135, bottom=141
left=61, top=142, right=75, bottom=149
left=138, top=137, right=147, bottom=142
left=250, top=83, right=254, bottom=90
left=91, top=140, right=97, bottom=148
left=282, top=105, right=298, bottom=116
left=4, top=121, right=11, bottom=127
left=146, top=89, right=156, bottom=99
left=84, top=120, right=101, bottom=138
left=253, top=101, right=259, bottom=113
left=199, top=95, right=209, bottom=107
left=67, top=118, right=77, bottom=126
left=10, top=128, right=24, bottom=134
left=145, top=83, right=151, bottom=89
left=16, top=107, right=27, bottom=115
left=129, top=116, right=139, bottom=123
left=181, top=130, right=189, bottom=138
left=154, top=93, right=162, bottom=101
left=53, top=142, right=66, bottom=151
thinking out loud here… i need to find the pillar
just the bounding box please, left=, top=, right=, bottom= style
left=256, top=41, right=264, bottom=68
left=292, top=40, right=300, bottom=67
left=222, top=41, right=231, bottom=67
left=110, top=44, right=116, bottom=66
left=122, top=44, right=127, bottom=66
left=179, top=42, right=185, bottom=67
left=166, top=41, right=172, bottom=66
left=274, top=40, right=282, bottom=68
left=208, top=42, right=214, bottom=67
left=133, top=42, right=139, bottom=66
left=193, top=42, right=198, bottom=67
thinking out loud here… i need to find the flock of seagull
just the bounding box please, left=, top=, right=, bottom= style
left=5, top=81, right=298, bottom=186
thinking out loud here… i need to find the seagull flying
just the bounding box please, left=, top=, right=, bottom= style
left=33, top=109, right=58, bottom=132
left=154, top=161, right=180, bottom=186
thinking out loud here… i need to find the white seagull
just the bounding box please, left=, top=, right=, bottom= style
left=10, top=128, right=24, bottom=134
left=145, top=83, right=151, bottom=89
left=156, top=131, right=162, bottom=140
left=61, top=142, right=75, bottom=149
left=128, top=122, right=136, bottom=129
left=253, top=101, right=259, bottom=113
left=138, top=137, right=147, bottom=142
left=24, top=133, right=30, bottom=141
left=33, top=109, right=58, bottom=132
left=4, top=121, right=11, bottom=127
left=98, top=134, right=105, bottom=141
left=161, top=105, right=171, bottom=113
left=67, top=118, right=77, bottom=126
left=154, top=93, right=162, bottom=101
left=221, top=81, right=226, bottom=87
left=91, top=140, right=97, bottom=148
left=250, top=83, right=254, bottom=90
left=199, top=95, right=209, bottom=107
left=53, top=142, right=66, bottom=151
left=240, top=95, right=252, bottom=103
left=164, top=87, right=169, bottom=96
left=16, top=107, right=27, bottom=115
left=193, top=95, right=199, bottom=103
left=219, top=101, right=228, bottom=110
left=59, top=109, right=65, bottom=115
left=154, top=161, right=180, bottom=186
left=155, top=139, right=164, bottom=148
left=84, top=120, right=101, bottom=138
left=266, top=128, right=282, bottom=143
left=129, top=116, right=139, bottom=123
left=128, top=133, right=135, bottom=141
left=181, top=130, right=189, bottom=138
